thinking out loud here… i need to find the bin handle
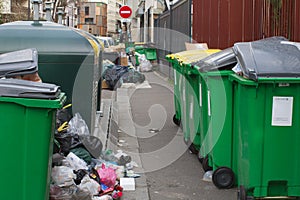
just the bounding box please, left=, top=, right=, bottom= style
left=57, top=121, right=68, bottom=133
left=63, top=104, right=72, bottom=110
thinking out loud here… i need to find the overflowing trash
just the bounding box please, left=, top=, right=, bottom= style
left=51, top=106, right=140, bottom=200
left=102, top=59, right=145, bottom=90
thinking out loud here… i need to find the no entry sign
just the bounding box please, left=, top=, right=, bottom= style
left=119, top=5, right=132, bottom=18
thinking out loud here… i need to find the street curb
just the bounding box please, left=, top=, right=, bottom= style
left=109, top=88, right=150, bottom=200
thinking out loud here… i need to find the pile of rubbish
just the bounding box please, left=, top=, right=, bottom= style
left=51, top=106, right=139, bottom=200
left=102, top=59, right=145, bottom=90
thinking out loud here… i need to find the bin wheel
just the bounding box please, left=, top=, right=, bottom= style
left=212, top=167, right=235, bottom=189
left=173, top=114, right=181, bottom=126
left=202, top=155, right=213, bottom=172
left=237, top=185, right=247, bottom=200
left=183, top=138, right=198, bottom=154
left=188, top=143, right=199, bottom=154
left=197, top=151, right=204, bottom=163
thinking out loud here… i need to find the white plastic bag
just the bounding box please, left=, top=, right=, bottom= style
left=65, top=152, right=88, bottom=170
left=51, top=166, right=76, bottom=187
left=92, top=195, right=113, bottom=200
left=202, top=170, right=213, bottom=182
left=68, top=113, right=90, bottom=136
left=138, top=54, right=152, bottom=72
left=78, top=175, right=100, bottom=196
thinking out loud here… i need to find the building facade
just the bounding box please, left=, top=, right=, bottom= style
left=0, top=0, right=11, bottom=14
left=77, top=1, right=107, bottom=36
left=134, top=0, right=165, bottom=42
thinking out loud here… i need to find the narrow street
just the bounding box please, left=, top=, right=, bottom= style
left=107, top=71, right=236, bottom=200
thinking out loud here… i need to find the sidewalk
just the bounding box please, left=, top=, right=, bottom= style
left=98, top=70, right=236, bottom=200
left=97, top=82, right=150, bottom=200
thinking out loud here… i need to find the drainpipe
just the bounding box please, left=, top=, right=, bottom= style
left=31, top=0, right=42, bottom=21
left=45, top=1, right=52, bottom=21
left=57, top=7, right=64, bottom=24
left=188, top=0, right=192, bottom=41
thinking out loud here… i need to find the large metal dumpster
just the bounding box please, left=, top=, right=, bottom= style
left=0, top=21, right=102, bottom=133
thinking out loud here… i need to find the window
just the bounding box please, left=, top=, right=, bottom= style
left=85, top=18, right=94, bottom=24
left=85, top=6, right=89, bottom=15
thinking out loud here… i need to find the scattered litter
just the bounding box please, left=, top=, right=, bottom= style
left=114, top=150, right=128, bottom=159
left=117, top=139, right=128, bottom=147
left=117, top=142, right=127, bottom=147
left=92, top=195, right=113, bottom=200
left=51, top=166, right=75, bottom=187
left=127, top=161, right=139, bottom=168
left=97, top=164, right=117, bottom=188
left=125, top=170, right=141, bottom=178
left=78, top=175, right=101, bottom=196
left=203, top=170, right=213, bottom=182
left=65, top=152, right=88, bottom=170
left=149, top=128, right=159, bottom=133
left=52, top=106, right=140, bottom=199
left=136, top=80, right=152, bottom=89
left=120, top=178, right=135, bottom=191
left=121, top=83, right=136, bottom=89
left=68, top=113, right=90, bottom=136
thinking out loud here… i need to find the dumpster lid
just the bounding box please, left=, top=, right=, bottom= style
left=193, top=48, right=237, bottom=72
left=233, top=36, right=300, bottom=81
left=0, top=49, right=38, bottom=78
left=0, top=79, right=60, bottom=99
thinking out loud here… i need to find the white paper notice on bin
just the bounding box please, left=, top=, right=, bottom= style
left=272, top=96, right=293, bottom=126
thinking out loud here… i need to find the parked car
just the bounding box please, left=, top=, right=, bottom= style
left=96, top=36, right=115, bottom=48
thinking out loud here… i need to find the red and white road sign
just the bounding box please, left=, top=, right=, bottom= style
left=119, top=5, right=132, bottom=19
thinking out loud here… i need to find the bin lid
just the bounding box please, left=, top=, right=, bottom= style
left=168, top=49, right=220, bottom=64
left=0, top=21, right=99, bottom=55
left=233, top=36, right=300, bottom=81
left=0, top=49, right=38, bottom=78
left=0, top=79, right=60, bottom=99
left=194, top=48, right=237, bottom=72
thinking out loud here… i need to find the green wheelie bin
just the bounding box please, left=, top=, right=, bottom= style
left=166, top=50, right=213, bottom=128
left=0, top=79, right=65, bottom=200
left=185, top=49, right=236, bottom=171
left=199, top=69, right=236, bottom=188
left=179, top=49, right=221, bottom=154
left=166, top=54, right=184, bottom=127
left=231, top=39, right=300, bottom=200
left=167, top=50, right=218, bottom=151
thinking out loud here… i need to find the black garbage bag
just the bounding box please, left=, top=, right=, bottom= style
left=104, top=65, right=129, bottom=89
left=121, top=68, right=145, bottom=84
left=54, top=132, right=83, bottom=156
left=104, top=65, right=146, bottom=89
left=56, top=104, right=72, bottom=130
left=73, top=169, right=88, bottom=185
left=80, top=135, right=103, bottom=159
